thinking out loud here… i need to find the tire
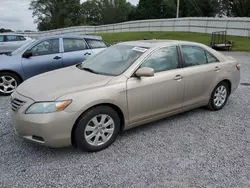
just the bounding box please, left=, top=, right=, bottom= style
left=207, top=81, right=229, bottom=111
left=74, top=106, right=120, bottom=152
left=0, top=72, right=21, bottom=96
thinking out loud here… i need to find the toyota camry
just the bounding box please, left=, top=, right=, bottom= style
left=10, top=40, right=240, bottom=152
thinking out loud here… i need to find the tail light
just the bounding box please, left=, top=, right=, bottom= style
left=236, top=64, right=240, bottom=71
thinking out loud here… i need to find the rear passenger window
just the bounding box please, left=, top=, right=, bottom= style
left=182, top=45, right=219, bottom=67
left=85, top=39, right=107, bottom=49
left=63, top=38, right=88, bottom=52
left=206, top=52, right=218, bottom=63
left=20, top=36, right=26, bottom=41
left=0, top=36, right=4, bottom=42
left=6, top=36, right=20, bottom=42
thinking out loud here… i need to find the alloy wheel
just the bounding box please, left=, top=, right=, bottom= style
left=0, top=76, right=17, bottom=94
left=84, top=114, right=115, bottom=146
left=213, top=85, right=227, bottom=108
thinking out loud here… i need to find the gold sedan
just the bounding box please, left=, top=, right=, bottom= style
left=9, top=40, right=241, bottom=152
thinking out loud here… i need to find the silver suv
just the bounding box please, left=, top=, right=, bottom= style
left=0, top=34, right=32, bottom=54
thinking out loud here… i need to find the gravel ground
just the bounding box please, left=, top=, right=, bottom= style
left=0, top=52, right=250, bottom=188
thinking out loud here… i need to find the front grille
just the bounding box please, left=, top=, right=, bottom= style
left=10, top=98, right=26, bottom=112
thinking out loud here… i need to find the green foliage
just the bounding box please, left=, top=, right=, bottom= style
left=177, top=0, right=218, bottom=17
left=222, top=0, right=250, bottom=17
left=82, top=0, right=135, bottom=25
left=29, top=0, right=83, bottom=31
left=29, top=0, right=250, bottom=31
left=135, top=0, right=164, bottom=19
left=0, top=28, right=12, bottom=33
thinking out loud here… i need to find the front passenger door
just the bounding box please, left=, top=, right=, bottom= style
left=127, top=46, right=184, bottom=124
left=21, top=38, right=63, bottom=79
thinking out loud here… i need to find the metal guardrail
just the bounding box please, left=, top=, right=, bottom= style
left=16, top=17, right=250, bottom=38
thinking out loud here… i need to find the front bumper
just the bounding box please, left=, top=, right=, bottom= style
left=9, top=91, right=80, bottom=148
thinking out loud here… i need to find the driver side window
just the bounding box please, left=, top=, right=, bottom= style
left=28, top=39, right=59, bottom=56
left=140, top=46, right=179, bottom=73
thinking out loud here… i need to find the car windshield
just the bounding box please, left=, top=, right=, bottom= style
left=80, top=45, right=148, bottom=76
left=11, top=40, right=36, bottom=56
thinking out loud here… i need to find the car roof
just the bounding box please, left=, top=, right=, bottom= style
left=117, top=40, right=205, bottom=48
left=118, top=39, right=227, bottom=62
left=39, top=34, right=102, bottom=40
left=0, top=33, right=24, bottom=36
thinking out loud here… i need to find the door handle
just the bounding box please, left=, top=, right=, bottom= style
left=173, top=75, right=183, bottom=80
left=214, top=66, right=220, bottom=71
left=53, top=56, right=61, bottom=60
left=84, top=52, right=91, bottom=56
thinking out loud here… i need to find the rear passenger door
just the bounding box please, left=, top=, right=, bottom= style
left=180, top=45, right=220, bottom=108
left=62, top=38, right=93, bottom=67
left=84, top=38, right=107, bottom=55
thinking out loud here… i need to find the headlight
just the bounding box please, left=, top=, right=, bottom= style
left=25, top=100, right=72, bottom=114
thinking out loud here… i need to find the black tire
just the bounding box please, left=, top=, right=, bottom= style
left=0, top=72, right=22, bottom=96
left=74, top=106, right=120, bottom=152
left=207, top=81, right=229, bottom=111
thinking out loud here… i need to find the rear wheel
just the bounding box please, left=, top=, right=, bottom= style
left=74, top=106, right=120, bottom=152
left=207, top=82, right=229, bottom=111
left=0, top=72, right=21, bottom=96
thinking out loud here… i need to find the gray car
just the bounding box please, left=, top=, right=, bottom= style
left=0, top=34, right=107, bottom=95
left=0, top=33, right=32, bottom=54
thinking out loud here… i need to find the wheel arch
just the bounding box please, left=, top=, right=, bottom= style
left=0, top=70, right=24, bottom=83
left=219, top=79, right=232, bottom=95
left=71, top=103, right=125, bottom=147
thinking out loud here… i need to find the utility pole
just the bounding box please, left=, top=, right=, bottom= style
left=176, top=0, right=180, bottom=18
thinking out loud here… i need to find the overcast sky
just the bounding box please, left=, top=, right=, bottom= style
left=0, top=0, right=139, bottom=31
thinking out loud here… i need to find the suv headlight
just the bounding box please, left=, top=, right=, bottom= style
left=25, top=100, right=72, bottom=114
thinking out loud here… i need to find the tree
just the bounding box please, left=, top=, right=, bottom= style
left=0, top=28, right=12, bottom=33
left=29, top=0, right=84, bottom=31
left=173, top=0, right=219, bottom=17
left=136, top=0, right=165, bottom=20
left=82, top=0, right=134, bottom=25
left=82, top=0, right=102, bottom=25
left=219, top=0, right=250, bottom=17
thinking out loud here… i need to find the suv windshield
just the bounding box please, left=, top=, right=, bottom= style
left=81, top=45, right=148, bottom=76
left=11, top=40, right=36, bottom=56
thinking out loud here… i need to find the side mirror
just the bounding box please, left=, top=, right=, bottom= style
left=135, top=67, right=154, bottom=77
left=22, top=51, right=32, bottom=58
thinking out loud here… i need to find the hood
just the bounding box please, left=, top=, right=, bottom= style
left=16, top=65, right=114, bottom=101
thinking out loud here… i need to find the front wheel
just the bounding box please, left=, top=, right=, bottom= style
left=74, top=106, right=120, bottom=152
left=207, top=82, right=229, bottom=111
left=0, top=72, right=21, bottom=96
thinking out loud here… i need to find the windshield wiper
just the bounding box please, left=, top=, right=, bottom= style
left=82, top=67, right=99, bottom=74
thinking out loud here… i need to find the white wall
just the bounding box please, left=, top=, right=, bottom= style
left=18, top=17, right=250, bottom=39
